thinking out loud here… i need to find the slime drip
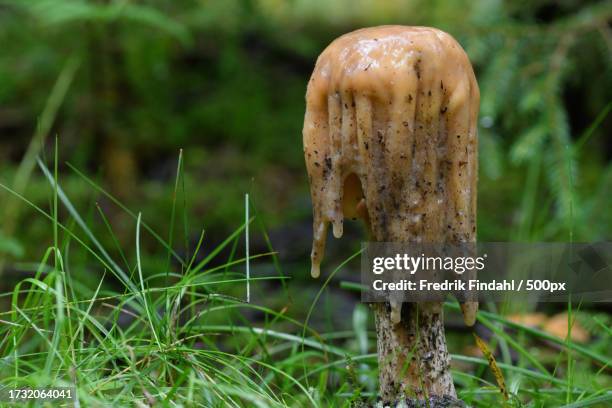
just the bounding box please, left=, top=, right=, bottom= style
left=303, top=26, right=479, bottom=325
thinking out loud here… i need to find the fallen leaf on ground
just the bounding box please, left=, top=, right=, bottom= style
left=543, top=312, right=590, bottom=343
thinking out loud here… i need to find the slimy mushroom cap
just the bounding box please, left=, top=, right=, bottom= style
left=303, top=26, right=479, bottom=325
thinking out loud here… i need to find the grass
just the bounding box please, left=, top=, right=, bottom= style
left=0, top=146, right=610, bottom=407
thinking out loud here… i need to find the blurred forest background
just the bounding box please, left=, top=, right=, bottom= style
left=0, top=0, right=611, bottom=322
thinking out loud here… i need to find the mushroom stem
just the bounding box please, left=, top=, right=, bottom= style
left=303, top=26, right=479, bottom=404
left=373, top=302, right=455, bottom=401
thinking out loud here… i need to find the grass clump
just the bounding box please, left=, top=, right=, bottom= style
left=0, top=150, right=610, bottom=407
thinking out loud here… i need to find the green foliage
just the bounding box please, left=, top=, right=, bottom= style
left=7, top=0, right=190, bottom=43
left=0, top=158, right=610, bottom=406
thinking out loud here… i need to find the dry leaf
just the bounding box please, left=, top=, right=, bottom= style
left=507, top=312, right=547, bottom=327
left=543, top=312, right=590, bottom=343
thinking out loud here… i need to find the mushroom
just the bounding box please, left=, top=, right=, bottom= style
left=303, top=26, right=479, bottom=402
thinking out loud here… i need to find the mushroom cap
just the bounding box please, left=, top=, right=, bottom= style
left=306, top=26, right=479, bottom=113
left=303, top=26, right=479, bottom=325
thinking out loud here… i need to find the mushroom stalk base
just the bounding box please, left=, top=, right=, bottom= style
left=373, top=302, right=455, bottom=403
